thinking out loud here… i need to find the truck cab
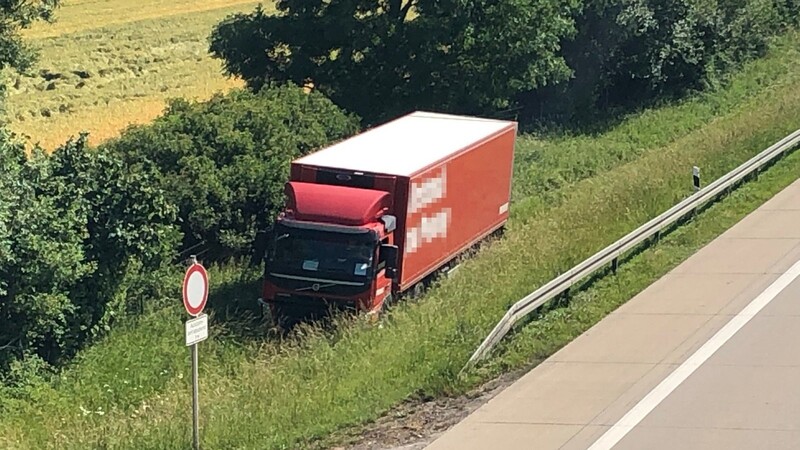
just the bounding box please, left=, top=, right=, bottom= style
left=262, top=182, right=399, bottom=325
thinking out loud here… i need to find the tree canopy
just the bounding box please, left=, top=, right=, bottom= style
left=0, top=0, right=59, bottom=71
left=525, top=0, right=800, bottom=121
left=210, top=0, right=580, bottom=124
left=211, top=0, right=800, bottom=124
left=0, top=133, right=179, bottom=370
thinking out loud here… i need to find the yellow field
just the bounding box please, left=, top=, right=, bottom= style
left=8, top=0, right=270, bottom=149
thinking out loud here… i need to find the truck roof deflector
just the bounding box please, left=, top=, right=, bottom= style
left=285, top=181, right=391, bottom=226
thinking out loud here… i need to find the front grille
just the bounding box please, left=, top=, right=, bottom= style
left=268, top=273, right=368, bottom=297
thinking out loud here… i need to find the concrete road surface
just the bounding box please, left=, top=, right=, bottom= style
left=426, top=179, right=800, bottom=450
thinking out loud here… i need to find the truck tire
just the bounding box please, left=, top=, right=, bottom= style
left=410, top=282, right=426, bottom=299
left=380, top=293, right=395, bottom=313
left=493, top=224, right=506, bottom=239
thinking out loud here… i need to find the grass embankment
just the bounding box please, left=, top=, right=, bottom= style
left=1, top=31, right=799, bottom=450
left=6, top=0, right=265, bottom=150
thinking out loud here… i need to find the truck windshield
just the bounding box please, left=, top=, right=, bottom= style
left=270, top=227, right=377, bottom=281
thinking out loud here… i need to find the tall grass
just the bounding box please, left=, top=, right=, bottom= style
left=510, top=33, right=798, bottom=211
left=1, top=30, right=800, bottom=450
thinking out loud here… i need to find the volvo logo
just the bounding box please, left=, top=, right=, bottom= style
left=296, top=281, right=336, bottom=292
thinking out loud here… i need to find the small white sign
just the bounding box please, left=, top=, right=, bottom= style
left=185, top=314, right=208, bottom=346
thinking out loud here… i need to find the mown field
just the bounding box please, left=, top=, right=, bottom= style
left=1, top=28, right=798, bottom=450
left=6, top=0, right=265, bottom=149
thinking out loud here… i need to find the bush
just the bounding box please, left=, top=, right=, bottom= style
left=524, top=0, right=800, bottom=122
left=0, top=131, right=179, bottom=371
left=102, top=84, right=360, bottom=259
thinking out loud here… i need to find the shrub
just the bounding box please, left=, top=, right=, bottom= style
left=0, top=83, right=356, bottom=374
left=525, top=0, right=800, bottom=122
left=102, top=84, right=360, bottom=259
left=0, top=132, right=179, bottom=370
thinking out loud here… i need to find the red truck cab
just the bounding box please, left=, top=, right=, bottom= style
left=260, top=111, right=517, bottom=326
left=262, top=182, right=399, bottom=324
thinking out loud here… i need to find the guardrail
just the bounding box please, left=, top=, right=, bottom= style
left=465, top=128, right=800, bottom=369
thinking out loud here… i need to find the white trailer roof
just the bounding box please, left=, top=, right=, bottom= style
left=293, top=111, right=516, bottom=177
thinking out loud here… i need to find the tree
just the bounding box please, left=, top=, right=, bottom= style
left=523, top=0, right=800, bottom=122
left=0, top=0, right=60, bottom=111
left=0, top=133, right=179, bottom=371
left=0, top=1, right=59, bottom=70
left=0, top=132, right=89, bottom=369
left=209, top=0, right=579, bottom=124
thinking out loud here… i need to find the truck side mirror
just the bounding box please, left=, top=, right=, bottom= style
left=381, top=215, right=397, bottom=233
left=380, top=244, right=399, bottom=279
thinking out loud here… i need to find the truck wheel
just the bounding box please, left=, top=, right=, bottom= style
left=410, top=282, right=425, bottom=299
left=381, top=293, right=395, bottom=312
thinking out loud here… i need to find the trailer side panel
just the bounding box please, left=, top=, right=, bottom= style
left=397, top=125, right=517, bottom=289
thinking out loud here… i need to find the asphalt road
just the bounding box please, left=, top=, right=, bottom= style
left=426, top=179, right=800, bottom=450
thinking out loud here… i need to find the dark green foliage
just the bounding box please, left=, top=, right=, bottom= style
left=210, top=0, right=800, bottom=125
left=0, top=132, right=179, bottom=371
left=0, top=84, right=355, bottom=377
left=0, top=0, right=61, bottom=113
left=525, top=0, right=800, bottom=122
left=0, top=0, right=59, bottom=73
left=209, top=0, right=580, bottom=124
left=101, top=84, right=360, bottom=259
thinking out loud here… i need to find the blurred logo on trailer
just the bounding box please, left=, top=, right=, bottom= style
left=406, top=168, right=450, bottom=254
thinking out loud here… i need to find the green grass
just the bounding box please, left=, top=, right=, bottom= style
left=6, top=0, right=264, bottom=150
left=1, top=30, right=800, bottom=450
left=510, top=32, right=798, bottom=213
left=494, top=148, right=800, bottom=372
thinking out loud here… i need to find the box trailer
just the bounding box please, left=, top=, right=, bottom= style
left=260, top=111, right=517, bottom=326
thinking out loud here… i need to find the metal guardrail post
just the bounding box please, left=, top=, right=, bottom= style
left=463, top=129, right=800, bottom=370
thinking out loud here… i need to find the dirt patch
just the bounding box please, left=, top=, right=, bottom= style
left=318, top=369, right=529, bottom=450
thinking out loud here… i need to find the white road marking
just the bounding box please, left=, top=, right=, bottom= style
left=588, top=257, right=800, bottom=450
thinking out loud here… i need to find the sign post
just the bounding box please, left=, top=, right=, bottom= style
left=183, top=256, right=208, bottom=450
left=693, top=166, right=701, bottom=192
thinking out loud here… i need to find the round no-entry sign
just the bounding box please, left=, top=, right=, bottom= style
left=183, top=263, right=209, bottom=316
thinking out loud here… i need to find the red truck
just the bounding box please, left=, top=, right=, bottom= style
left=260, top=111, right=517, bottom=326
